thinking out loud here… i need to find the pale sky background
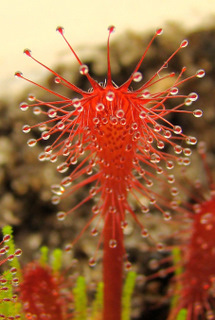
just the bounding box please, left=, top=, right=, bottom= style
left=0, top=0, right=215, bottom=98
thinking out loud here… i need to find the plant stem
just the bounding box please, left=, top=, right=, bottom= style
left=103, top=210, right=124, bottom=320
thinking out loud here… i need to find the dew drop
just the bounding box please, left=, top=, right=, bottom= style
left=79, top=64, right=89, bottom=75
left=125, top=261, right=132, bottom=271
left=154, top=124, right=161, bottom=132
left=164, top=130, right=172, bottom=139
left=51, top=184, right=65, bottom=195
left=90, top=187, right=97, bottom=197
left=33, top=107, right=41, bottom=115
left=89, top=257, right=96, bottom=267
left=156, top=242, right=164, bottom=251
left=168, top=175, right=175, bottom=184
left=38, top=152, right=46, bottom=161
left=110, top=116, right=118, bottom=125
left=51, top=195, right=60, bottom=205
left=174, top=145, right=182, bottom=154
left=50, top=154, right=58, bottom=163
left=56, top=26, right=64, bottom=34
left=108, top=25, right=116, bottom=33
left=141, top=205, right=149, bottom=213
left=0, top=248, right=6, bottom=255
left=156, top=166, right=163, bottom=174
left=65, top=244, right=72, bottom=252
left=28, top=93, right=36, bottom=101
left=171, top=187, right=179, bottom=196
left=3, top=235, right=11, bottom=242
left=72, top=98, right=81, bottom=108
left=193, top=109, right=203, bottom=117
left=170, top=87, right=178, bottom=95
left=157, top=141, right=165, bottom=149
left=133, top=71, right=143, bottom=82
left=91, top=228, right=98, bottom=237
left=109, top=239, right=117, bottom=248
left=8, top=254, right=15, bottom=261
left=44, top=146, right=52, bottom=154
left=116, top=109, right=125, bottom=118
left=156, top=28, right=163, bottom=35
left=41, top=131, right=50, bottom=140
left=139, top=111, right=147, bottom=119
left=19, top=102, right=29, bottom=111
left=196, top=69, right=205, bottom=78
left=96, top=103, right=105, bottom=112
left=186, top=136, right=197, bottom=145
left=106, top=91, right=115, bottom=101
left=14, top=71, right=23, bottom=78
left=61, top=176, right=72, bottom=187
left=184, top=98, right=193, bottom=106
left=55, top=77, right=61, bottom=84
left=57, top=121, right=65, bottom=130
left=163, top=209, right=173, bottom=222
left=180, top=39, right=188, bottom=48
left=57, top=162, right=69, bottom=173
left=183, top=148, right=192, bottom=156
left=92, top=205, right=100, bottom=215
left=14, top=249, right=22, bottom=257
left=121, top=221, right=128, bottom=229
left=141, top=228, right=149, bottom=238
left=48, top=108, right=57, bottom=118
left=142, top=90, right=150, bottom=98
left=22, top=125, right=31, bottom=133
left=166, top=160, right=174, bottom=169
left=27, top=139, right=37, bottom=147
left=57, top=211, right=66, bottom=221
left=189, top=92, right=198, bottom=101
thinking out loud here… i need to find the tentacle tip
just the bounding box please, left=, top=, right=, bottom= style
left=108, top=25, right=116, bottom=34
left=14, top=71, right=23, bottom=78
left=23, top=48, right=32, bottom=57
left=180, top=39, right=188, bottom=48
left=156, top=28, right=163, bottom=36
left=56, top=26, right=64, bottom=35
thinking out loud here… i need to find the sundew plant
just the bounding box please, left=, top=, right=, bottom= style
left=15, top=26, right=205, bottom=320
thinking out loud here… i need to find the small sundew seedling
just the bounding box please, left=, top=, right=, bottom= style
left=16, top=26, right=204, bottom=320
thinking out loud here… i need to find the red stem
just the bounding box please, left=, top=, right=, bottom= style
left=103, top=211, right=124, bottom=320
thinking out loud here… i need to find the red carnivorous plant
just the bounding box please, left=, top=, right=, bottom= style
left=15, top=26, right=204, bottom=320
left=166, top=142, right=215, bottom=320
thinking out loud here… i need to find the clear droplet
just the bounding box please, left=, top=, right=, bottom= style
left=51, top=184, right=65, bottom=195
left=27, top=139, right=37, bottom=147
left=79, top=64, right=89, bottom=75
left=96, top=103, right=105, bottom=112
left=109, top=239, right=117, bottom=248
left=106, top=91, right=115, bottom=101
left=170, top=87, right=178, bottom=95
left=141, top=228, right=149, bottom=238
left=89, top=257, right=96, bottom=267
left=133, top=71, right=142, bottom=82
left=156, top=28, right=163, bottom=35
left=57, top=162, right=68, bottom=173
left=22, top=125, right=31, bottom=133
left=116, top=109, right=125, bottom=118
left=48, top=108, right=57, bottom=118
left=193, top=109, right=203, bottom=117
left=19, top=102, right=29, bottom=111
left=180, top=39, right=188, bottom=48
left=57, top=211, right=66, bottom=221
left=33, top=107, right=41, bottom=115
left=196, top=69, right=205, bottom=78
